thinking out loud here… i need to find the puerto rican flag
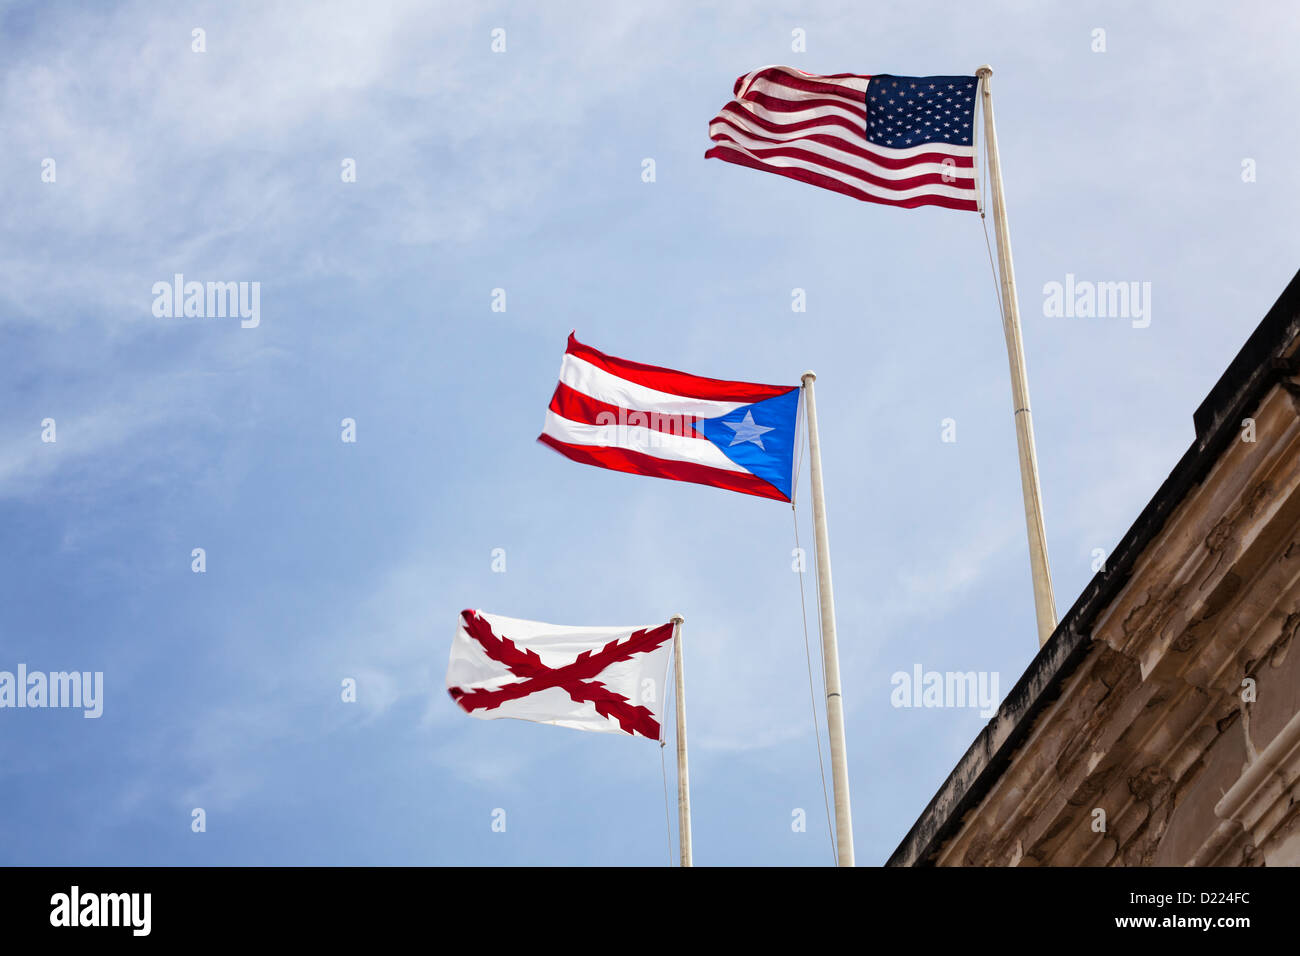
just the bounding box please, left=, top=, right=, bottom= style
left=538, top=333, right=802, bottom=503
left=447, top=610, right=676, bottom=739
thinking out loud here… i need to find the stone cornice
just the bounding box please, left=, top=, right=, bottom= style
left=889, top=266, right=1300, bottom=867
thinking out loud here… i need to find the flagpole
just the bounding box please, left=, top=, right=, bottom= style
left=800, top=372, right=854, bottom=866
left=975, top=65, right=1059, bottom=648
left=670, top=613, right=692, bottom=867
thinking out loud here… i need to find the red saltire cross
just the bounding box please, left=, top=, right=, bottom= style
left=449, top=610, right=675, bottom=739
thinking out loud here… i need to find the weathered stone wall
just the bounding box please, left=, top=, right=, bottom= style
left=933, top=377, right=1300, bottom=867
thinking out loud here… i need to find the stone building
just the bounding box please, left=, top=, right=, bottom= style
left=889, top=269, right=1300, bottom=867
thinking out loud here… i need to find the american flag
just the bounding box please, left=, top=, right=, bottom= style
left=705, top=66, right=981, bottom=212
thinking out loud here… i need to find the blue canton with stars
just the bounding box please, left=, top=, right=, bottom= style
left=865, top=75, right=978, bottom=148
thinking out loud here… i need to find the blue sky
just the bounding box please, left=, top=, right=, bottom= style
left=2, top=0, right=1298, bottom=866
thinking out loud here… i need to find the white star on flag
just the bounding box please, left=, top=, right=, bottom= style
left=723, top=410, right=774, bottom=449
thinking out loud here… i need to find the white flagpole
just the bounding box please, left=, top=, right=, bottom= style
left=670, top=613, right=692, bottom=867
left=975, top=65, right=1059, bottom=648
left=800, top=372, right=854, bottom=866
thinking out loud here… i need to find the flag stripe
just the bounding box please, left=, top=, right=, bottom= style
left=709, top=124, right=975, bottom=191
left=538, top=433, right=788, bottom=502
left=718, top=97, right=869, bottom=140
left=548, top=382, right=710, bottom=440
left=729, top=64, right=870, bottom=97
left=737, top=87, right=868, bottom=122
left=560, top=351, right=749, bottom=420
left=705, top=144, right=980, bottom=210
left=541, top=410, right=745, bottom=472
left=565, top=332, right=790, bottom=403
left=742, top=73, right=870, bottom=108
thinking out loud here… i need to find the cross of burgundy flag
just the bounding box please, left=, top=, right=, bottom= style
left=538, top=332, right=802, bottom=502
left=447, top=610, right=676, bottom=739
left=705, top=66, right=980, bottom=211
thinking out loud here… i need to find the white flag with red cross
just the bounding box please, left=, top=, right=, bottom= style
left=447, top=609, right=676, bottom=740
